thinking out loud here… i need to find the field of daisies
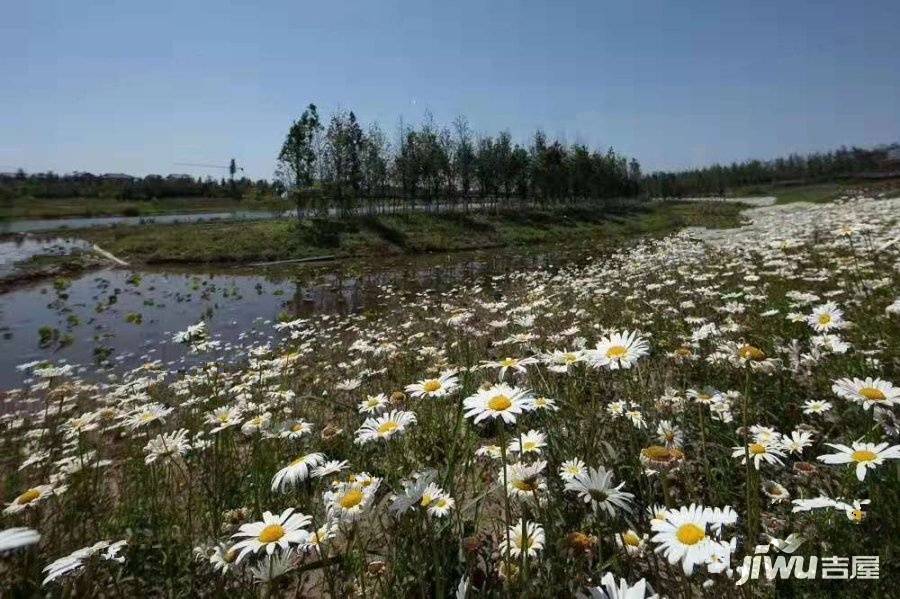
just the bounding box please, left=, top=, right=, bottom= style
left=1, top=195, right=898, bottom=597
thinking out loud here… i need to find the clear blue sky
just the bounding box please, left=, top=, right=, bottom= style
left=2, top=0, right=898, bottom=180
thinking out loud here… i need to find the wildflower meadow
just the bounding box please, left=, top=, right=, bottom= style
left=2, top=195, right=898, bottom=597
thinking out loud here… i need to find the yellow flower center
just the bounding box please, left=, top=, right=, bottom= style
left=642, top=445, right=672, bottom=460
left=500, top=358, right=517, bottom=367
left=739, top=345, right=766, bottom=361
left=675, top=523, right=705, bottom=545
left=512, top=479, right=538, bottom=492
left=564, top=353, right=578, bottom=363
left=340, top=488, right=364, bottom=509
left=290, top=455, right=310, bottom=467
left=749, top=443, right=767, bottom=455
left=258, top=524, right=285, bottom=543
left=291, top=423, right=304, bottom=432
left=377, top=421, right=399, bottom=435
left=218, top=414, right=230, bottom=423
left=523, top=441, right=537, bottom=451
left=623, top=531, right=641, bottom=546
left=818, top=314, right=832, bottom=325
left=17, top=488, right=41, bottom=505
left=423, top=380, right=442, bottom=393
left=606, top=345, right=627, bottom=359
left=488, top=394, right=512, bottom=411
left=859, top=387, right=886, bottom=401
left=850, top=509, right=865, bottom=522
left=675, top=347, right=693, bottom=356
left=851, top=450, right=877, bottom=463
left=641, top=445, right=684, bottom=468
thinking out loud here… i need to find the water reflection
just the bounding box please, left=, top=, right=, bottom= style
left=0, top=236, right=93, bottom=278
left=0, top=247, right=568, bottom=390
left=0, top=211, right=280, bottom=234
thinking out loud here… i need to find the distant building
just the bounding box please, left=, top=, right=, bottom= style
left=102, top=173, right=135, bottom=181
left=166, top=173, right=194, bottom=181
left=886, top=147, right=900, bottom=162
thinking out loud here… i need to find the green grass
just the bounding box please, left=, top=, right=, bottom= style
left=74, top=201, right=745, bottom=265
left=772, top=183, right=844, bottom=205
left=731, top=180, right=900, bottom=205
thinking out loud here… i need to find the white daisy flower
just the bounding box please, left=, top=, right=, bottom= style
left=502, top=461, right=547, bottom=499
left=581, top=571, right=657, bottom=598
left=780, top=430, right=814, bottom=455
left=589, top=330, right=649, bottom=370
left=250, top=549, right=297, bottom=582
left=311, top=459, right=349, bottom=479
left=531, top=396, right=559, bottom=411
left=125, top=403, right=173, bottom=429
left=42, top=540, right=126, bottom=586
left=508, top=429, right=547, bottom=455
left=802, top=399, right=832, bottom=415
left=207, top=406, right=243, bottom=433
left=463, top=383, right=534, bottom=424
left=358, top=393, right=389, bottom=414
left=144, top=428, right=191, bottom=465
left=482, top=356, right=538, bottom=380
left=476, top=444, right=503, bottom=460
left=731, top=441, right=785, bottom=469
left=354, top=410, right=417, bottom=444
left=817, top=441, right=900, bottom=481
left=544, top=349, right=585, bottom=373
left=230, top=508, right=311, bottom=562
left=559, top=458, right=588, bottom=481
left=280, top=420, right=313, bottom=439
left=499, top=519, right=544, bottom=558
left=832, top=377, right=899, bottom=410
left=324, top=479, right=381, bottom=522
left=271, top=453, right=326, bottom=492
left=4, top=484, right=55, bottom=515
left=807, top=302, right=845, bottom=332
left=299, top=523, right=337, bottom=553
left=405, top=370, right=459, bottom=399
left=651, top=504, right=716, bottom=575
left=0, top=527, right=41, bottom=553
left=656, top=420, right=684, bottom=448
left=565, top=466, right=634, bottom=516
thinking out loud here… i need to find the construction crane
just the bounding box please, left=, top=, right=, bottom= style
left=174, top=159, right=244, bottom=181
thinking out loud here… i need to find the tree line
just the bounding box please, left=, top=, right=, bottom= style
left=277, top=104, right=641, bottom=217
left=643, top=144, right=900, bottom=197
left=0, top=170, right=280, bottom=202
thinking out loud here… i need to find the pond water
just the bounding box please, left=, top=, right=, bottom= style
left=0, top=210, right=282, bottom=234
left=0, top=235, right=94, bottom=278
left=0, top=202, right=505, bottom=233
left=0, top=248, right=564, bottom=390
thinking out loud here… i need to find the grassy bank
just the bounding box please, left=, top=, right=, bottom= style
left=731, top=178, right=900, bottom=205
left=0, top=195, right=289, bottom=220
left=74, top=200, right=745, bottom=265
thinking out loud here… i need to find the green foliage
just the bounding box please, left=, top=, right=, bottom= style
left=644, top=144, right=899, bottom=197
